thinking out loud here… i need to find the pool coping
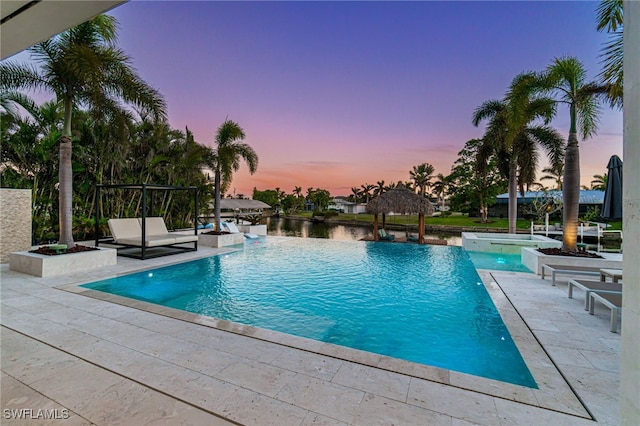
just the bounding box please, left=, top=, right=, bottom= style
left=55, top=241, right=593, bottom=421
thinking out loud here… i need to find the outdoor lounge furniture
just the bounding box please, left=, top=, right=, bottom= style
left=378, top=229, right=395, bottom=241
left=567, top=278, right=623, bottom=310
left=108, top=217, right=198, bottom=259
left=541, top=264, right=601, bottom=286
left=589, top=292, right=623, bottom=333
left=599, top=268, right=623, bottom=283
left=221, top=221, right=259, bottom=239
left=140, top=217, right=199, bottom=244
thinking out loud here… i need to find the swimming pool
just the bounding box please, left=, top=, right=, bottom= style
left=82, top=237, right=536, bottom=388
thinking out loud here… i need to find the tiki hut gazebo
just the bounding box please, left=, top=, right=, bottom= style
left=366, top=182, right=435, bottom=243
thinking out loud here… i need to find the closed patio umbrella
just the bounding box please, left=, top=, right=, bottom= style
left=601, top=155, right=623, bottom=220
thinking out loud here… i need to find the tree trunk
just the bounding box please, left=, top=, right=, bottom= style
left=58, top=96, right=75, bottom=248
left=58, top=135, right=75, bottom=248
left=480, top=205, right=488, bottom=223
left=508, top=160, right=518, bottom=234
left=214, top=168, right=222, bottom=231
left=562, top=132, right=580, bottom=251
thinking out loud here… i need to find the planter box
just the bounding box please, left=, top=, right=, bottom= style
left=237, top=224, right=267, bottom=236
left=199, top=233, right=245, bottom=248
left=10, top=247, right=117, bottom=278
left=521, top=247, right=623, bottom=275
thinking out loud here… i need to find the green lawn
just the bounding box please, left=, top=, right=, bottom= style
left=287, top=212, right=623, bottom=231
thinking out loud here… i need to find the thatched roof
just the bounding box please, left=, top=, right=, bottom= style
left=365, top=182, right=434, bottom=215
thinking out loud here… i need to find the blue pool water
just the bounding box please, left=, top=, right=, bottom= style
left=82, top=237, right=536, bottom=388
left=466, top=251, right=533, bottom=272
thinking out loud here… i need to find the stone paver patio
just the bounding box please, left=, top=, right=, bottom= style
left=1, top=243, right=620, bottom=425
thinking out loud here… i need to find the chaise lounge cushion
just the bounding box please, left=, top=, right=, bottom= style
left=139, top=217, right=198, bottom=244
left=118, top=235, right=177, bottom=247
left=109, top=218, right=143, bottom=242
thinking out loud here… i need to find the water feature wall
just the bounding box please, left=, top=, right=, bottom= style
left=462, top=232, right=561, bottom=254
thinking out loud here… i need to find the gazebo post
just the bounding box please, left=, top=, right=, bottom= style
left=373, top=214, right=379, bottom=241
left=418, top=213, right=425, bottom=244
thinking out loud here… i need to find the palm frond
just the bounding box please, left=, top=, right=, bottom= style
left=576, top=94, right=601, bottom=140
left=471, top=100, right=503, bottom=126
left=526, top=125, right=564, bottom=166
left=598, top=30, right=623, bottom=108
left=0, top=62, right=46, bottom=92
left=596, top=0, right=623, bottom=32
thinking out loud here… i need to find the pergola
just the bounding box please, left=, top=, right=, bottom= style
left=365, top=183, right=434, bottom=243
left=94, top=183, right=198, bottom=259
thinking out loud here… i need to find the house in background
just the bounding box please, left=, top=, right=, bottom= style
left=490, top=190, right=605, bottom=219
left=331, top=197, right=367, bottom=214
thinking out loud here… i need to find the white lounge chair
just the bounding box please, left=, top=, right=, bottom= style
left=139, top=217, right=199, bottom=244
left=222, top=221, right=259, bottom=239
left=567, top=279, right=622, bottom=310
left=541, top=264, right=601, bottom=286
left=107, top=217, right=197, bottom=259
left=589, top=292, right=622, bottom=333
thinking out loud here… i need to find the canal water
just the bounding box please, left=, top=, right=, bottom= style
left=265, top=217, right=462, bottom=246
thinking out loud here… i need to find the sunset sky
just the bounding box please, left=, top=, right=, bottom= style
left=19, top=1, right=624, bottom=197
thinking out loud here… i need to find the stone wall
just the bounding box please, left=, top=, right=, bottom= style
left=0, top=189, right=32, bottom=263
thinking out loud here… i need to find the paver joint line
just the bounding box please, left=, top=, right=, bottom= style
left=489, top=272, right=599, bottom=423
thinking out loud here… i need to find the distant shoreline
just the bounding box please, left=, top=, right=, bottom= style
left=279, top=215, right=530, bottom=235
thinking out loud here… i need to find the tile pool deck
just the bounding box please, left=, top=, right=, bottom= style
left=0, top=245, right=620, bottom=425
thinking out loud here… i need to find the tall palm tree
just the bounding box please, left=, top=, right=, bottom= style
left=473, top=73, right=564, bottom=233
left=542, top=57, right=608, bottom=251
left=410, top=163, right=435, bottom=197
left=0, top=15, right=166, bottom=247
left=207, top=119, right=258, bottom=232
left=597, top=0, right=624, bottom=108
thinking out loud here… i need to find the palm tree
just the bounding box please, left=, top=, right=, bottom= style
left=373, top=180, right=386, bottom=197
left=360, top=183, right=375, bottom=203
left=542, top=57, right=608, bottom=251
left=207, top=119, right=258, bottom=232
left=473, top=73, right=564, bottom=233
left=591, top=173, right=608, bottom=190
left=597, top=0, right=624, bottom=108
left=539, top=162, right=564, bottom=190
left=0, top=15, right=166, bottom=247
left=431, top=173, right=449, bottom=211
left=293, top=186, right=303, bottom=199
left=410, top=163, right=435, bottom=197
left=349, top=187, right=361, bottom=203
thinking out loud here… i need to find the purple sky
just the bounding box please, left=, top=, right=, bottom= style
left=40, top=1, right=630, bottom=196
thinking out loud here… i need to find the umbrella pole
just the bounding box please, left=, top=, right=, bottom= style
left=419, top=214, right=425, bottom=244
